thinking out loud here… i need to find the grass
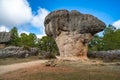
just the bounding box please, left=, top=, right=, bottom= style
left=28, top=71, right=119, bottom=80
left=0, top=60, right=120, bottom=80
left=0, top=56, right=39, bottom=65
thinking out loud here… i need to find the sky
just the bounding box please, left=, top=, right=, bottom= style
left=0, top=0, right=120, bottom=38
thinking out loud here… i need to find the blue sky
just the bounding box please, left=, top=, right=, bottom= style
left=0, top=0, right=120, bottom=38
left=29, top=0, right=120, bottom=24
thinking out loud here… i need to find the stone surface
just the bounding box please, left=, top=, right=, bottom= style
left=0, top=32, right=11, bottom=48
left=44, top=10, right=106, bottom=60
left=40, top=51, right=56, bottom=59
left=88, top=50, right=120, bottom=62
left=45, top=59, right=57, bottom=67
left=0, top=46, right=39, bottom=58
left=0, top=32, right=11, bottom=43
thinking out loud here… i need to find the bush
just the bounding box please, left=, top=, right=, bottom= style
left=39, top=51, right=56, bottom=59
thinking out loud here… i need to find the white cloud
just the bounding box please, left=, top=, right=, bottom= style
left=31, top=8, right=49, bottom=28
left=0, top=0, right=49, bottom=37
left=36, top=34, right=46, bottom=39
left=112, top=20, right=120, bottom=29
left=0, top=0, right=32, bottom=27
left=18, top=30, right=30, bottom=35
left=18, top=30, right=46, bottom=38
left=0, top=25, right=9, bottom=32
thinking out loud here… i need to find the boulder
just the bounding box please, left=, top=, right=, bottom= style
left=29, top=48, right=39, bottom=56
left=44, top=10, right=106, bottom=60
left=0, top=46, right=39, bottom=58
left=40, top=51, right=56, bottom=59
left=88, top=50, right=120, bottom=61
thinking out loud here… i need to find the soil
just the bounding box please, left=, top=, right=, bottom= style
left=0, top=59, right=120, bottom=80
left=0, top=60, right=48, bottom=75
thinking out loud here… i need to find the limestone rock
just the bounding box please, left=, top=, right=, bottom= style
left=45, top=59, right=57, bottom=67
left=0, top=32, right=11, bottom=43
left=44, top=10, right=106, bottom=60
left=0, top=32, right=11, bottom=48
left=88, top=50, right=120, bottom=62
left=40, top=51, right=56, bottom=59
left=0, top=46, right=39, bottom=58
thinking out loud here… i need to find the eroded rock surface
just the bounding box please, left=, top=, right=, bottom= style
left=0, top=46, right=39, bottom=58
left=44, top=10, right=106, bottom=60
left=88, top=50, right=120, bottom=62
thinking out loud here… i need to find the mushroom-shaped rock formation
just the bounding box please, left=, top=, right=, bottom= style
left=44, top=10, right=106, bottom=60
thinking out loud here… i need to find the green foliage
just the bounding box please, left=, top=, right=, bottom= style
left=9, top=27, right=37, bottom=47
left=28, top=33, right=37, bottom=47
left=10, top=24, right=120, bottom=53
left=89, top=24, right=120, bottom=51
left=38, top=36, right=59, bottom=55
left=89, top=35, right=103, bottom=51
left=102, top=25, right=120, bottom=50
left=10, top=27, right=19, bottom=46
left=23, top=45, right=30, bottom=50
left=20, top=33, right=28, bottom=46
left=20, top=33, right=37, bottom=47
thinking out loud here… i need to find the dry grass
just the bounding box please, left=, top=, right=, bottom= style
left=0, top=56, right=39, bottom=65
left=0, top=60, right=120, bottom=80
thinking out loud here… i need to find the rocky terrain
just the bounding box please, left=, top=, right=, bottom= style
left=44, top=10, right=106, bottom=60
left=0, top=59, right=120, bottom=80
left=0, top=46, right=39, bottom=58
left=88, top=50, right=120, bottom=61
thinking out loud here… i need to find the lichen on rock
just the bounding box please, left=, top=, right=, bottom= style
left=44, top=10, right=106, bottom=61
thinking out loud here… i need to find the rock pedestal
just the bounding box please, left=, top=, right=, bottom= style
left=55, top=32, right=93, bottom=60
left=44, top=10, right=106, bottom=60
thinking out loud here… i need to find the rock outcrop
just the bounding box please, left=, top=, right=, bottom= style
left=0, top=32, right=11, bottom=48
left=0, top=32, right=11, bottom=43
left=40, top=51, right=56, bottom=59
left=0, top=46, right=39, bottom=58
left=88, top=51, right=120, bottom=62
left=44, top=10, right=106, bottom=60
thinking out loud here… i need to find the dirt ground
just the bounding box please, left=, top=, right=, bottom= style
left=0, top=60, right=48, bottom=75
left=0, top=59, right=120, bottom=80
